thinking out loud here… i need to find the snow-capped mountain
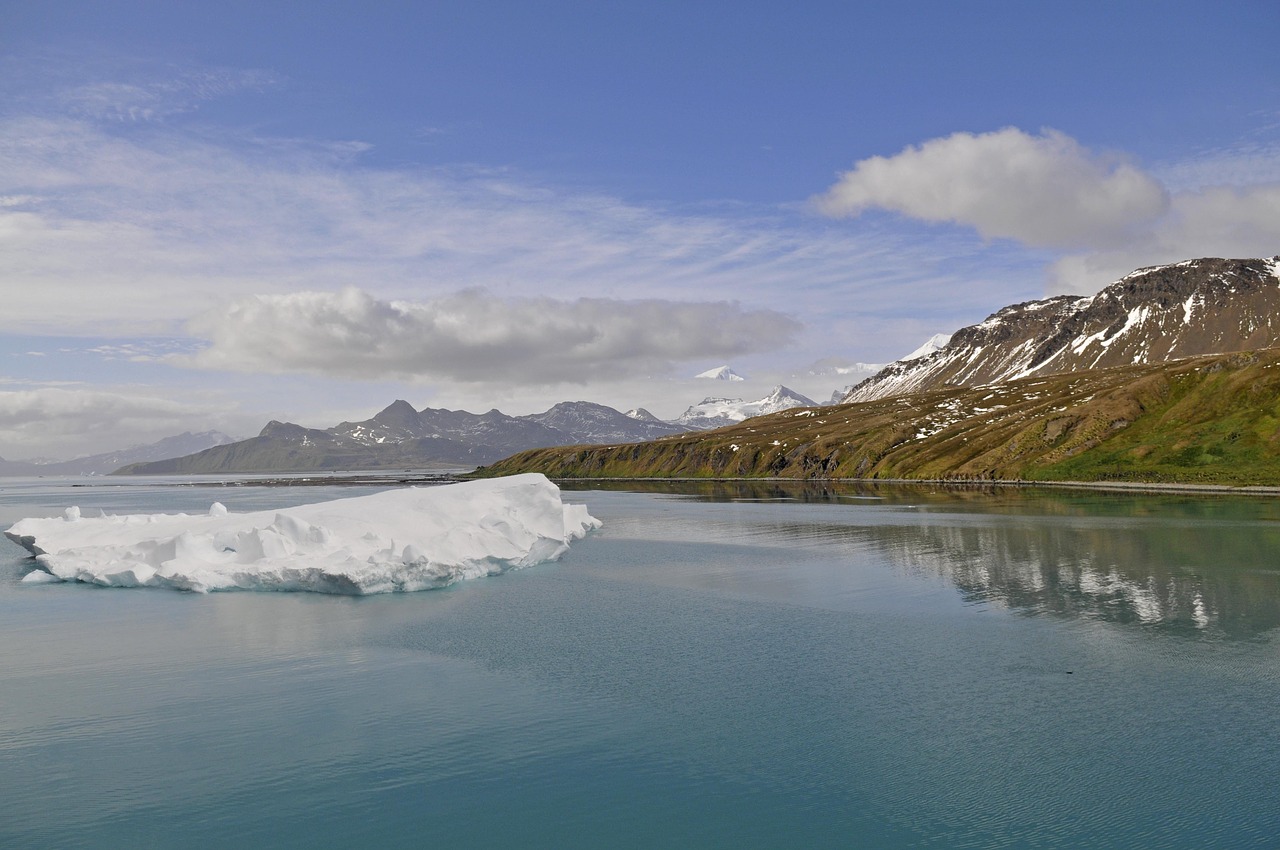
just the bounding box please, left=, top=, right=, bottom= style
left=120, top=400, right=689, bottom=474
left=900, top=333, right=952, bottom=362
left=674, top=386, right=818, bottom=430
left=810, top=361, right=887, bottom=376
left=695, top=365, right=746, bottom=381
left=842, top=256, right=1280, bottom=404
left=118, top=386, right=836, bottom=476
left=524, top=401, right=688, bottom=443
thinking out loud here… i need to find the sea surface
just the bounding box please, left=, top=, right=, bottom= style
left=2, top=475, right=1280, bottom=848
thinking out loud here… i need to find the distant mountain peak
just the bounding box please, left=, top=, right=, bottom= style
left=695, top=365, right=746, bottom=381
left=371, top=399, right=422, bottom=427
left=1, top=430, right=237, bottom=477
left=675, top=385, right=816, bottom=430
left=900, top=333, right=952, bottom=362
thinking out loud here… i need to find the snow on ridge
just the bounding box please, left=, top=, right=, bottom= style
left=1122, top=258, right=1200, bottom=280
left=6, top=475, right=600, bottom=595
left=675, top=385, right=815, bottom=427
left=844, top=256, right=1280, bottom=405
left=900, top=333, right=952, bottom=361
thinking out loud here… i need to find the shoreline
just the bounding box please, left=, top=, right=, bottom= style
left=65, top=471, right=1280, bottom=497
left=531, top=475, right=1280, bottom=497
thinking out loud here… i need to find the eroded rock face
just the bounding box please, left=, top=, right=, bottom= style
left=844, top=257, right=1280, bottom=403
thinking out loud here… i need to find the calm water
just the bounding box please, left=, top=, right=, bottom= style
left=2, top=476, right=1279, bottom=848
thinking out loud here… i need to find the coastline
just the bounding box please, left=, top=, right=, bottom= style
left=66, top=470, right=1280, bottom=497
left=522, top=475, right=1280, bottom=497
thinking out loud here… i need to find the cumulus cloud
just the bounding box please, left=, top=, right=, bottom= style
left=816, top=126, right=1280, bottom=296
left=0, top=388, right=222, bottom=460
left=1049, top=183, right=1280, bottom=293
left=179, top=288, right=802, bottom=384
left=814, top=127, right=1170, bottom=249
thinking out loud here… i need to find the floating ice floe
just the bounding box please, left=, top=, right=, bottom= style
left=5, top=474, right=600, bottom=594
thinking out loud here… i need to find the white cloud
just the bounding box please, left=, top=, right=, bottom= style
left=1049, top=183, right=1280, bottom=293
left=0, top=113, right=1040, bottom=363
left=814, top=127, right=1170, bottom=249
left=179, top=288, right=802, bottom=384
left=0, top=388, right=223, bottom=460
left=817, top=126, right=1280, bottom=296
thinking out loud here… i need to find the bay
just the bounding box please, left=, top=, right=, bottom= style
left=2, top=476, right=1279, bottom=848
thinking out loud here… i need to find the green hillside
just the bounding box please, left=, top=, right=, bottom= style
left=476, top=348, right=1280, bottom=486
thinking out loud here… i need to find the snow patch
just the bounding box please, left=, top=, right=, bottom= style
left=695, top=365, right=746, bottom=381
left=675, top=386, right=815, bottom=428
left=899, top=333, right=952, bottom=362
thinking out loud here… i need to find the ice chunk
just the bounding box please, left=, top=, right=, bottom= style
left=4, top=474, right=600, bottom=595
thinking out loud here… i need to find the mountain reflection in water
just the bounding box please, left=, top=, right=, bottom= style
left=564, top=479, right=1280, bottom=639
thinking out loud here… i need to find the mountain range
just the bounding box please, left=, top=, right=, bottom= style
left=843, top=257, right=1280, bottom=403
left=480, top=345, right=1280, bottom=486
left=116, top=387, right=817, bottom=474
left=479, top=256, right=1280, bottom=486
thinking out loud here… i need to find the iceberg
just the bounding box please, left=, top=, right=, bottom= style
left=4, top=474, right=600, bottom=594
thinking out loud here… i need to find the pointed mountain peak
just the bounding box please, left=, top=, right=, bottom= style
left=900, top=333, right=952, bottom=362
left=259, top=420, right=307, bottom=438
left=764, top=385, right=814, bottom=403
left=695, top=365, right=746, bottom=381
left=372, top=399, right=421, bottom=427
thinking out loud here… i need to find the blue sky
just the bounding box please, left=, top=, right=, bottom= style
left=2, top=0, right=1278, bottom=459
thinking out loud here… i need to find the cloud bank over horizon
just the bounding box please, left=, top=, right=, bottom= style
left=180, top=288, right=803, bottom=384
left=0, top=387, right=228, bottom=461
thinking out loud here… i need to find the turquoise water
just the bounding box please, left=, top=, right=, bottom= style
left=2, top=477, right=1280, bottom=848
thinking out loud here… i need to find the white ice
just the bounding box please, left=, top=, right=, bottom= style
left=5, top=473, right=600, bottom=594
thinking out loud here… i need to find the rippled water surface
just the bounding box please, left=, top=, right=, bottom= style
left=3, top=476, right=1280, bottom=848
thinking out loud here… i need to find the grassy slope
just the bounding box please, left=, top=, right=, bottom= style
left=477, top=348, right=1280, bottom=486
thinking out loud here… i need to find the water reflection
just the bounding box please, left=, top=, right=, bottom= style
left=568, top=480, right=1280, bottom=640
left=862, top=517, right=1280, bottom=638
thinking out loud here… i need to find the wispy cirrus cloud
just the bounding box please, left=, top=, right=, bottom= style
left=7, top=53, right=282, bottom=124
left=0, top=111, right=1037, bottom=361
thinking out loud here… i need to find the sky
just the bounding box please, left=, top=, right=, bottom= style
left=2, top=0, right=1279, bottom=460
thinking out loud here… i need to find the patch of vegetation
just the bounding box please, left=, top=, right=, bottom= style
left=475, top=348, right=1280, bottom=487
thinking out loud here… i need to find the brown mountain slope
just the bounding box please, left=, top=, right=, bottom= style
left=844, top=256, right=1280, bottom=403
left=476, top=347, right=1280, bottom=486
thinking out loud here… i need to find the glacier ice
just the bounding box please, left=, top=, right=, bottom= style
left=4, top=473, right=600, bottom=594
